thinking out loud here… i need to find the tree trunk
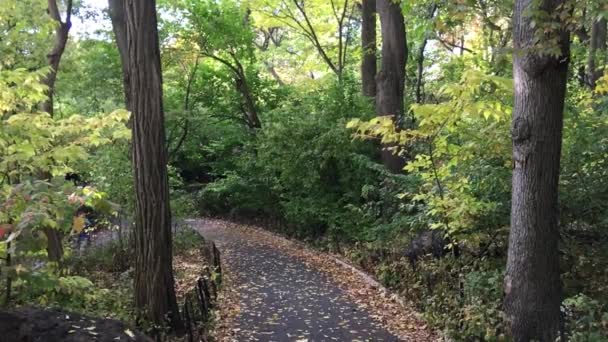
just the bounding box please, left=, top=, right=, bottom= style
left=124, top=0, right=183, bottom=332
left=504, top=0, right=570, bottom=340
left=376, top=0, right=407, bottom=173
left=108, top=0, right=131, bottom=111
left=414, top=39, right=427, bottom=104
left=361, top=0, right=376, bottom=97
left=235, top=61, right=262, bottom=129
left=586, top=18, right=607, bottom=89
left=41, top=0, right=73, bottom=262
left=42, top=0, right=72, bottom=117
left=414, top=4, right=437, bottom=105
left=43, top=227, right=64, bottom=262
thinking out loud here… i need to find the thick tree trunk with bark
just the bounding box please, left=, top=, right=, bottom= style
left=361, top=0, right=376, bottom=97
left=108, top=0, right=131, bottom=111
left=376, top=0, right=406, bottom=173
left=124, top=0, right=183, bottom=332
left=587, top=18, right=607, bottom=89
left=504, top=0, right=570, bottom=340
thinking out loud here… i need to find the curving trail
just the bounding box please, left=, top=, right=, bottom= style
left=190, top=219, right=402, bottom=342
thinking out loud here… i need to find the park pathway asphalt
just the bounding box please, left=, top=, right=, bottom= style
left=190, top=218, right=401, bottom=342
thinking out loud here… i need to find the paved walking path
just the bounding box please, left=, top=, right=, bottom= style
left=191, top=219, right=401, bottom=342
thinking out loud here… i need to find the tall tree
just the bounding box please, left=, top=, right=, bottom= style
left=108, top=0, right=131, bottom=111
left=124, top=0, right=183, bottom=331
left=504, top=0, right=570, bottom=340
left=376, top=0, right=406, bottom=173
left=42, top=0, right=73, bottom=262
left=586, top=17, right=607, bottom=89
left=360, top=0, right=376, bottom=97
left=43, top=0, right=73, bottom=116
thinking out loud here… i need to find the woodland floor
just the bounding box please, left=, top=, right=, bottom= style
left=189, top=218, right=437, bottom=342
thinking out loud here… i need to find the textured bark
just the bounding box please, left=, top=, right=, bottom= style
left=586, top=18, right=607, bottom=89
left=124, top=0, right=183, bottom=332
left=376, top=0, right=406, bottom=173
left=504, top=0, right=570, bottom=340
left=43, top=227, right=64, bottom=262
left=108, top=0, right=131, bottom=111
left=42, top=0, right=72, bottom=117
left=361, top=0, right=376, bottom=97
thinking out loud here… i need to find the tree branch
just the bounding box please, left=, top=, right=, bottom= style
left=291, top=0, right=340, bottom=75
left=47, top=0, right=62, bottom=22
left=169, top=56, right=200, bottom=157
left=436, top=36, right=474, bottom=54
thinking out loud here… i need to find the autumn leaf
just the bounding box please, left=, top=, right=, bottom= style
left=72, top=215, right=85, bottom=234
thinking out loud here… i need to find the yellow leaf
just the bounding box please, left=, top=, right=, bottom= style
left=72, top=216, right=85, bottom=234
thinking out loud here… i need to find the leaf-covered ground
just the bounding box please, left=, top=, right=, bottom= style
left=189, top=218, right=437, bottom=341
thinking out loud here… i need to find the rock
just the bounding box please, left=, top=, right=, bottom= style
left=0, top=307, right=151, bottom=342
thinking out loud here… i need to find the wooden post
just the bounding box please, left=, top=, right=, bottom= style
left=196, top=278, right=209, bottom=321
left=183, top=298, right=193, bottom=342
left=212, top=242, right=222, bottom=279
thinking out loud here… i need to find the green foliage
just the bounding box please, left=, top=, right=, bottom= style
left=560, top=84, right=608, bottom=227
left=11, top=269, right=92, bottom=306
left=248, top=0, right=356, bottom=78
left=0, top=47, right=131, bottom=319
left=168, top=166, right=198, bottom=219
left=349, top=70, right=513, bottom=241
left=347, top=65, right=608, bottom=339
left=55, top=39, right=125, bottom=116
left=62, top=239, right=135, bottom=322
left=169, top=0, right=256, bottom=59
left=564, top=294, right=608, bottom=341
left=0, top=66, right=130, bottom=260
left=0, top=66, right=131, bottom=180
left=1, top=109, right=130, bottom=178
left=83, top=142, right=134, bottom=213
left=5, top=238, right=134, bottom=322
left=0, top=0, right=54, bottom=69
left=197, top=78, right=414, bottom=242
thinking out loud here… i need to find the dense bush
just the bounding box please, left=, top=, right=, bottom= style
left=197, top=78, right=423, bottom=244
